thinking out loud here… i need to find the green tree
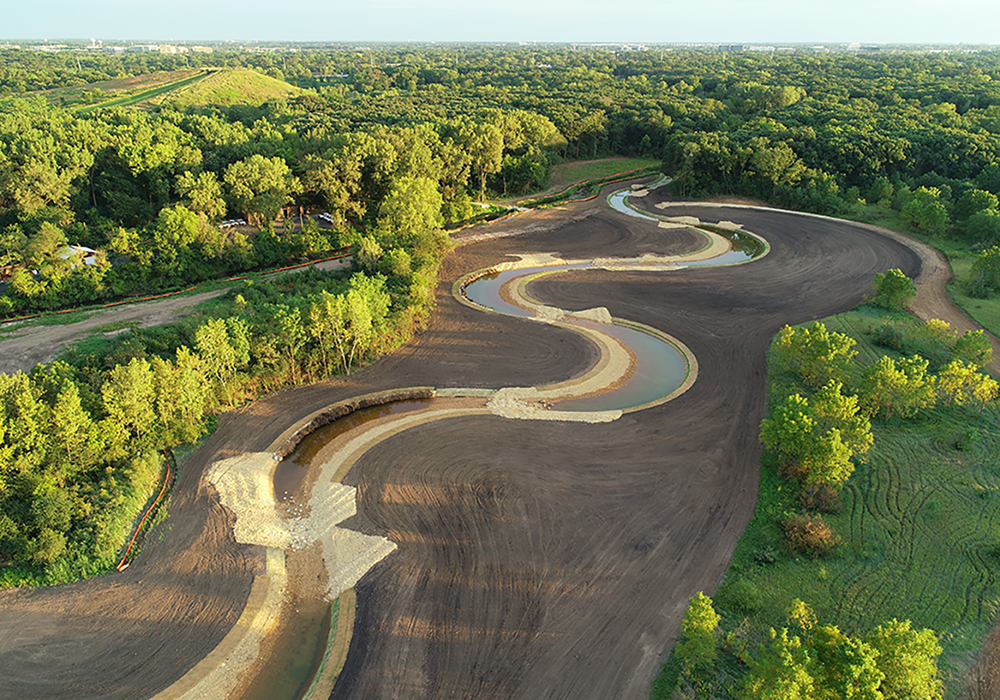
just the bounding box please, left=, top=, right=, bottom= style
left=224, top=154, right=300, bottom=227
left=49, top=381, right=96, bottom=482
left=355, top=236, right=384, bottom=274
left=865, top=619, right=943, bottom=700
left=0, top=225, right=27, bottom=269
left=787, top=599, right=817, bottom=632
left=811, top=381, right=874, bottom=459
left=761, top=385, right=866, bottom=487
left=675, top=592, right=721, bottom=672
left=900, top=187, right=949, bottom=235
left=24, top=221, right=68, bottom=271
left=761, top=393, right=816, bottom=472
left=810, top=624, right=885, bottom=700
left=467, top=121, right=504, bottom=200
left=965, top=209, right=1000, bottom=245
left=309, top=290, right=347, bottom=377
left=151, top=349, right=210, bottom=447
left=275, top=305, right=307, bottom=384
left=935, top=359, right=999, bottom=406
left=952, top=329, right=992, bottom=369
left=101, top=356, right=157, bottom=456
left=176, top=170, right=227, bottom=221
left=739, top=628, right=816, bottom=700
left=871, top=269, right=917, bottom=310
left=774, top=322, right=858, bottom=389
left=195, top=317, right=251, bottom=384
left=968, top=245, right=1000, bottom=294
left=861, top=355, right=937, bottom=418
left=377, top=175, right=443, bottom=242
left=151, top=204, right=202, bottom=269
left=954, top=188, right=998, bottom=223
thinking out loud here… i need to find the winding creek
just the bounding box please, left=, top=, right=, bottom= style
left=215, top=185, right=769, bottom=700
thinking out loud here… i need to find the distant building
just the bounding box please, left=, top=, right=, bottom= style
left=189, top=46, right=213, bottom=53
left=126, top=45, right=159, bottom=53
left=57, top=245, right=99, bottom=268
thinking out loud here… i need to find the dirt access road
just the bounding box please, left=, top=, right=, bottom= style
left=0, top=257, right=350, bottom=376
left=0, top=183, right=926, bottom=700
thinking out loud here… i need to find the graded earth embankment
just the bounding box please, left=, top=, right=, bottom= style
left=0, top=181, right=922, bottom=700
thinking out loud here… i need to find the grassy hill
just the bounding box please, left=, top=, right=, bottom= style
left=143, top=67, right=303, bottom=108
left=33, top=67, right=303, bottom=112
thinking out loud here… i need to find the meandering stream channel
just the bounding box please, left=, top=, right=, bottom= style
left=245, top=186, right=768, bottom=700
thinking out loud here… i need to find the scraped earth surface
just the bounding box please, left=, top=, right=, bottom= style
left=0, top=183, right=930, bottom=700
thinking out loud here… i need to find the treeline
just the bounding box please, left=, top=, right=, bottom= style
left=666, top=592, right=943, bottom=699
left=8, top=48, right=1000, bottom=316
left=0, top=97, right=562, bottom=316
left=0, top=250, right=439, bottom=584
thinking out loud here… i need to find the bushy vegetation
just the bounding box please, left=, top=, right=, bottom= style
left=654, top=300, right=1000, bottom=698
left=0, top=169, right=448, bottom=585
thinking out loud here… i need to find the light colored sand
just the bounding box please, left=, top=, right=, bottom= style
left=570, top=307, right=614, bottom=324
left=206, top=450, right=398, bottom=602
left=321, top=529, right=398, bottom=599
left=715, top=220, right=744, bottom=231
left=487, top=387, right=622, bottom=423
left=435, top=387, right=497, bottom=398
left=208, top=454, right=290, bottom=549
left=494, top=252, right=567, bottom=271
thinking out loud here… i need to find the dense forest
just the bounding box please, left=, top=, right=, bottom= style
left=5, top=46, right=1000, bottom=316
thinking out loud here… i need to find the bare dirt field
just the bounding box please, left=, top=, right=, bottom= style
left=0, top=183, right=930, bottom=700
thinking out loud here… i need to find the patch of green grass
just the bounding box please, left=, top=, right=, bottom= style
left=947, top=257, right=1000, bottom=342
left=680, top=306, right=1000, bottom=698
left=0, top=308, right=99, bottom=335
left=550, top=157, right=660, bottom=189
left=34, top=69, right=202, bottom=106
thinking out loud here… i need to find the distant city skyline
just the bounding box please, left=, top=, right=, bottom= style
left=5, top=0, right=1000, bottom=45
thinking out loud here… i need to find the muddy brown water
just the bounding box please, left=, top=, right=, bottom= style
left=272, top=399, right=437, bottom=503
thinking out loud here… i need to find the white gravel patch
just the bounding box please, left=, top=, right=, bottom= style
left=208, top=454, right=290, bottom=549
left=487, top=387, right=622, bottom=423
left=207, top=451, right=396, bottom=601
left=569, top=307, right=614, bottom=324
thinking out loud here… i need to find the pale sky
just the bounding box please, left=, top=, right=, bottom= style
left=4, top=0, right=1000, bottom=45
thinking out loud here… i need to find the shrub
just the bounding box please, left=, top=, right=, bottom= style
left=799, top=483, right=842, bottom=513
left=871, top=269, right=917, bottom=310
left=870, top=324, right=904, bottom=351
left=725, top=579, right=764, bottom=614
left=784, top=513, right=839, bottom=557
left=957, top=428, right=979, bottom=451
left=753, top=545, right=780, bottom=565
